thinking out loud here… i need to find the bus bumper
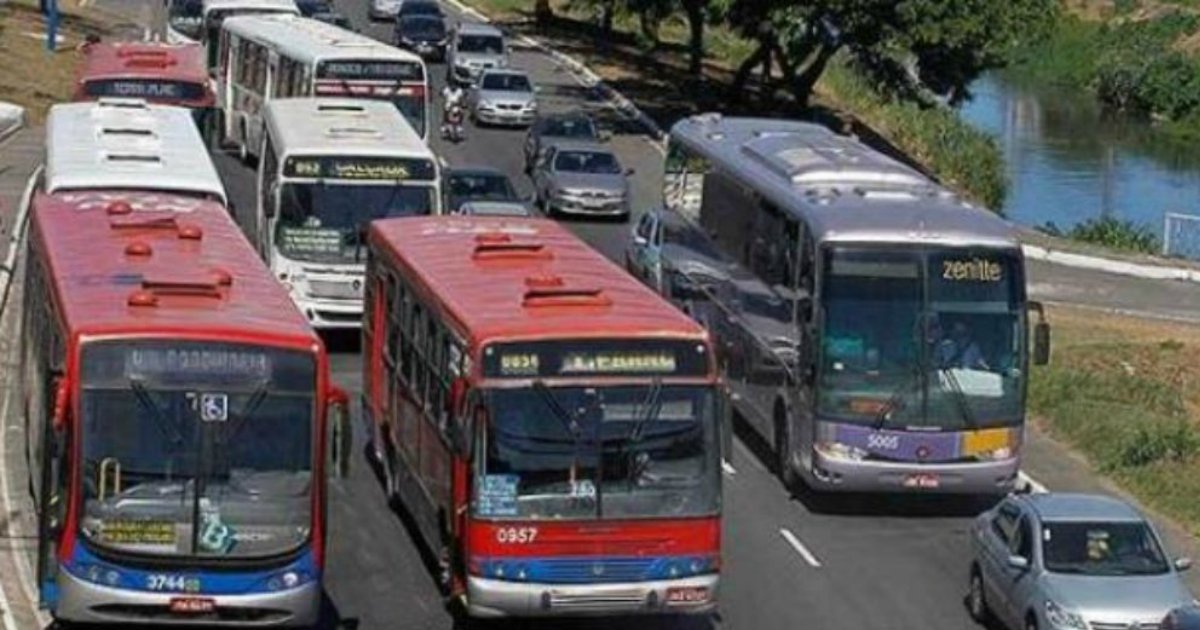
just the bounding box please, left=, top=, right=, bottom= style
left=292, top=297, right=363, bottom=329
left=53, top=571, right=321, bottom=627
left=465, top=574, right=718, bottom=618
left=804, top=453, right=1020, bottom=495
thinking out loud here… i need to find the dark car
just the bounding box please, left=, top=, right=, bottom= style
left=523, top=112, right=601, bottom=173
left=444, top=166, right=531, bottom=214
left=398, top=0, right=443, bottom=19
left=1165, top=606, right=1200, bottom=630
left=294, top=0, right=332, bottom=16
left=312, top=10, right=353, bottom=29
left=394, top=14, right=447, bottom=60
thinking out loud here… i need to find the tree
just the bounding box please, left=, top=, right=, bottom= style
left=680, top=0, right=708, bottom=75
left=727, top=0, right=1058, bottom=108
left=535, top=0, right=554, bottom=26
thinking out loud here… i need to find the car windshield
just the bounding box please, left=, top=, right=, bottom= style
left=1043, top=521, right=1170, bottom=576
left=554, top=150, right=621, bottom=175
left=477, top=385, right=719, bottom=520
left=817, top=247, right=1025, bottom=430
left=77, top=340, right=315, bottom=559
left=543, top=117, right=597, bottom=140
left=458, top=34, right=503, bottom=54
left=167, top=0, right=203, bottom=39
left=401, top=16, right=444, bottom=37
left=400, top=0, right=440, bottom=15
left=447, top=172, right=517, bottom=208
left=481, top=73, right=531, bottom=92
left=277, top=182, right=435, bottom=263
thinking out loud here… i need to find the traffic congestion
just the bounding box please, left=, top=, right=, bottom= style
left=3, top=0, right=1199, bottom=628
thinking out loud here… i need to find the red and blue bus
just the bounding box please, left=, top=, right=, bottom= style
left=22, top=101, right=348, bottom=626
left=362, top=216, right=723, bottom=618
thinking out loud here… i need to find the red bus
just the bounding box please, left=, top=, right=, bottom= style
left=75, top=42, right=216, bottom=135
left=362, top=216, right=723, bottom=618
left=23, top=106, right=348, bottom=626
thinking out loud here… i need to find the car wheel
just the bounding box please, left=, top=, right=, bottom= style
left=967, top=567, right=990, bottom=624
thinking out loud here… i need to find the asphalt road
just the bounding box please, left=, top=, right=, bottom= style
left=201, top=3, right=1002, bottom=629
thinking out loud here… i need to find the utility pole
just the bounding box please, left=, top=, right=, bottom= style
left=41, top=0, right=59, bottom=52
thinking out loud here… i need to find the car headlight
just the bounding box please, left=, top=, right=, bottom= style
left=524, top=101, right=538, bottom=110
left=814, top=441, right=867, bottom=462
left=1045, top=600, right=1087, bottom=630
left=556, top=188, right=585, bottom=200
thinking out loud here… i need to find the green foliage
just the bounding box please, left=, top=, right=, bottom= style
left=1040, top=216, right=1160, bottom=253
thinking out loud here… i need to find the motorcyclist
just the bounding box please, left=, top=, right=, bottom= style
left=441, top=84, right=466, bottom=140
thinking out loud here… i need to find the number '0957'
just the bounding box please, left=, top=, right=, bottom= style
left=496, top=527, right=538, bottom=544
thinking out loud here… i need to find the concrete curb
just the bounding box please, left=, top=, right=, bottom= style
left=1021, top=243, right=1200, bottom=284
left=0, top=103, right=26, bottom=146
left=0, top=166, right=39, bottom=314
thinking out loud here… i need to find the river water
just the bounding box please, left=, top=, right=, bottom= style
left=957, top=73, right=1200, bottom=256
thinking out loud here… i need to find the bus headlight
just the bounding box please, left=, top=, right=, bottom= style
left=814, top=441, right=868, bottom=462
left=977, top=446, right=1014, bottom=461
left=264, top=569, right=311, bottom=591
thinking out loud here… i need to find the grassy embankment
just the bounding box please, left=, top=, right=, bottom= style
left=1032, top=306, right=1200, bottom=536
left=0, top=0, right=130, bottom=123
left=464, top=0, right=1007, bottom=210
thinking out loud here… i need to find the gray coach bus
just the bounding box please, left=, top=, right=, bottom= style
left=634, top=114, right=1049, bottom=494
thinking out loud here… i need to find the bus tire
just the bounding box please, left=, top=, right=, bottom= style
left=237, top=121, right=249, bottom=164
left=775, top=406, right=797, bottom=491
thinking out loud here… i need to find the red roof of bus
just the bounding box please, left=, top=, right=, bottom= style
left=368, top=216, right=708, bottom=349
left=30, top=191, right=316, bottom=346
left=75, top=42, right=212, bottom=104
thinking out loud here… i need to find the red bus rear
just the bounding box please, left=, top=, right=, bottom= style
left=22, top=185, right=348, bottom=625
left=363, top=217, right=722, bottom=618
left=75, top=42, right=215, bottom=132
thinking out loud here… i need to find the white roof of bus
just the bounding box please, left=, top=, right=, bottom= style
left=44, top=99, right=227, bottom=204
left=222, top=14, right=424, bottom=66
left=202, top=0, right=298, bottom=17
left=265, top=98, right=432, bottom=159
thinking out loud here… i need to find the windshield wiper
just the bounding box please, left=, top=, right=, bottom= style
left=623, top=378, right=664, bottom=485
left=873, top=366, right=921, bottom=430
left=531, top=380, right=582, bottom=443
left=130, top=379, right=186, bottom=448
left=938, top=366, right=977, bottom=430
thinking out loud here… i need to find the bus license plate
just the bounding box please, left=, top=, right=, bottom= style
left=904, top=473, right=940, bottom=489
left=665, top=587, right=710, bottom=605
left=169, top=597, right=215, bottom=614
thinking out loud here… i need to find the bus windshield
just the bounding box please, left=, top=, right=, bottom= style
left=476, top=384, right=720, bottom=521
left=168, top=0, right=203, bottom=39
left=817, top=247, right=1025, bottom=430
left=277, top=182, right=435, bottom=263
left=316, top=61, right=428, bottom=138
left=77, top=340, right=316, bottom=559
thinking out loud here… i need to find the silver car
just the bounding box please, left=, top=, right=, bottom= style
left=469, top=69, right=537, bottom=127
left=968, top=492, right=1195, bottom=630
left=447, top=22, right=508, bottom=87
left=532, top=142, right=632, bottom=220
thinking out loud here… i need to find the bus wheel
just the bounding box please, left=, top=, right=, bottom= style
left=775, top=409, right=798, bottom=491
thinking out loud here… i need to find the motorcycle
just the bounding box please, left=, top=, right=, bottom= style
left=441, top=103, right=465, bottom=143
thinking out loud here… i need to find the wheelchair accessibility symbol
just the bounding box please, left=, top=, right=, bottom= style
left=200, top=393, right=229, bottom=423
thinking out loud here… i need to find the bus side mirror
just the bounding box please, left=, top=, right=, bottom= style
left=1030, top=301, right=1050, bottom=366
left=327, top=386, right=351, bottom=478
left=448, top=377, right=468, bottom=417
left=264, top=182, right=279, bottom=219
left=52, top=377, right=70, bottom=433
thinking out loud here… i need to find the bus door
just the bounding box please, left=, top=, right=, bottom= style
left=35, top=377, right=70, bottom=608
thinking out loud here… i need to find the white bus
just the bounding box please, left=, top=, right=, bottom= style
left=45, top=98, right=228, bottom=204
left=168, top=0, right=298, bottom=66
left=247, top=98, right=442, bottom=329
left=218, top=15, right=430, bottom=162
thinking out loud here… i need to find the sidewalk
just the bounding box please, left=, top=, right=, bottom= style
left=0, top=126, right=42, bottom=266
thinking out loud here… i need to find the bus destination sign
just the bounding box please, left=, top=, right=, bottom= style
left=484, top=339, right=708, bottom=378
left=84, top=79, right=207, bottom=101
left=316, top=60, right=424, bottom=81
left=283, top=155, right=436, bottom=181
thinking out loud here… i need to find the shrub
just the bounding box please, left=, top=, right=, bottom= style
left=1063, top=216, right=1159, bottom=253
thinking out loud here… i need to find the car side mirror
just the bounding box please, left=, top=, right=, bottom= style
left=327, top=386, right=351, bottom=478
left=625, top=167, right=635, bottom=176
left=599, top=130, right=612, bottom=142
left=1007, top=555, right=1030, bottom=571
left=1175, top=557, right=1193, bottom=571
left=632, top=234, right=648, bottom=246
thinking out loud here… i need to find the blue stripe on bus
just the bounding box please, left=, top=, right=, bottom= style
left=474, top=555, right=717, bottom=584
left=64, top=544, right=319, bottom=595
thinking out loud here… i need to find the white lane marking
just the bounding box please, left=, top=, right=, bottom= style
left=1018, top=471, right=1048, bottom=494
left=721, top=459, right=736, bottom=476
left=778, top=528, right=822, bottom=568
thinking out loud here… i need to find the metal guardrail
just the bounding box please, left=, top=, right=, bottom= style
left=1163, top=211, right=1200, bottom=261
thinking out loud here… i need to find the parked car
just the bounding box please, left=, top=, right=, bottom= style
left=447, top=22, right=507, bottom=86
left=394, top=14, right=447, bottom=60
left=469, top=69, right=537, bottom=127
left=444, top=166, right=531, bottom=215
left=532, top=142, right=632, bottom=220
left=1164, top=605, right=1200, bottom=630
left=523, top=111, right=600, bottom=173
left=397, top=0, right=442, bottom=19
left=312, top=10, right=352, bottom=29
left=968, top=492, right=1194, bottom=630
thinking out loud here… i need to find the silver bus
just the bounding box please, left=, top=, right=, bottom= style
left=637, top=114, right=1050, bottom=495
